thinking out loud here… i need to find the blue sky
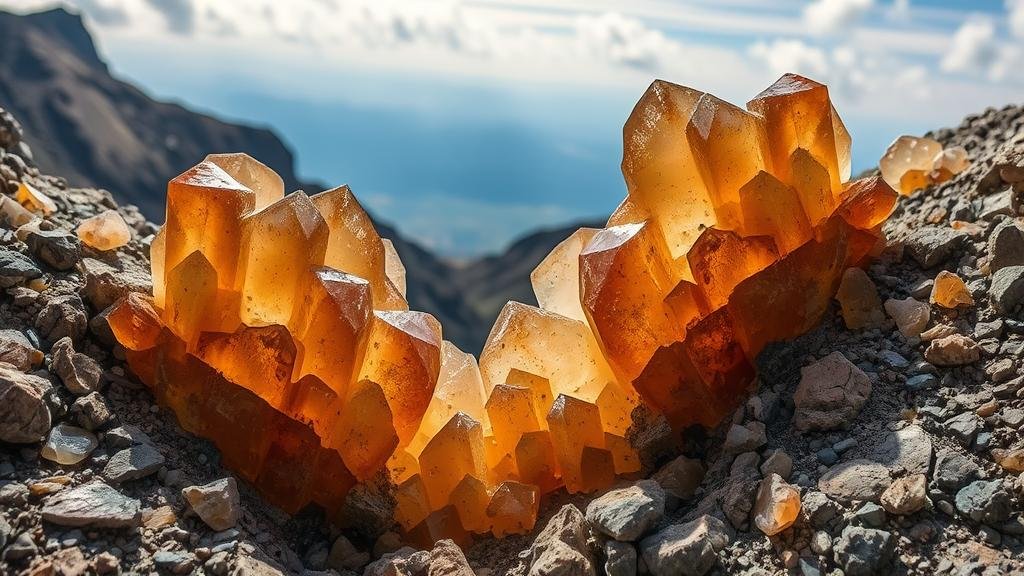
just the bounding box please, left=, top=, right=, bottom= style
left=7, top=0, right=1022, bottom=256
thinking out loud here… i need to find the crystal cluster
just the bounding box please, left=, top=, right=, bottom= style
left=111, top=73, right=897, bottom=546
left=108, top=154, right=426, bottom=523
left=879, top=135, right=969, bottom=195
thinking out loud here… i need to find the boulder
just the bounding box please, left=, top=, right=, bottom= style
left=818, top=459, right=891, bottom=503
left=41, top=480, right=141, bottom=528
left=182, top=478, right=241, bottom=531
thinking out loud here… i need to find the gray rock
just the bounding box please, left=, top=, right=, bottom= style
left=585, top=480, right=665, bottom=541
left=0, top=514, right=9, bottom=549
left=0, top=329, right=42, bottom=371
left=70, top=391, right=113, bottom=430
left=25, top=228, right=80, bottom=271
left=365, top=547, right=430, bottom=576
left=0, top=107, right=23, bottom=150
left=103, top=444, right=165, bottom=483
left=850, top=502, right=887, bottom=527
left=2, top=531, right=37, bottom=562
left=955, top=480, right=1012, bottom=524
left=528, top=504, right=593, bottom=576
left=651, top=456, right=704, bottom=504
left=639, top=516, right=725, bottom=576
left=905, top=227, right=968, bottom=268
left=802, top=491, right=841, bottom=528
left=904, top=373, right=937, bottom=391
left=182, top=478, right=241, bottom=531
left=51, top=336, right=102, bottom=396
left=427, top=539, right=473, bottom=576
left=338, top=480, right=394, bottom=540
left=40, top=480, right=141, bottom=527
left=0, top=481, right=29, bottom=506
left=760, top=450, right=793, bottom=481
left=79, top=257, right=153, bottom=311
left=721, top=477, right=758, bottom=530
left=604, top=541, right=637, bottom=576
left=933, top=449, right=979, bottom=491
left=873, top=425, right=932, bottom=475
left=833, top=526, right=895, bottom=576
left=991, top=266, right=1024, bottom=314
left=35, top=294, right=88, bottom=343
left=104, top=424, right=153, bottom=449
left=153, top=550, right=195, bottom=574
left=0, top=361, right=52, bottom=443
left=794, top=352, right=872, bottom=431
left=942, top=411, right=982, bottom=445
left=0, top=248, right=41, bottom=287
left=327, top=535, right=369, bottom=572
left=722, top=422, right=766, bottom=453
left=989, top=220, right=1024, bottom=272
left=818, top=459, right=891, bottom=503
left=816, top=447, right=839, bottom=465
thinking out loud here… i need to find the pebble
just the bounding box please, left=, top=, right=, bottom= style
left=103, top=443, right=165, bottom=483
left=182, top=477, right=241, bottom=531
left=880, top=474, right=928, bottom=515
left=51, top=336, right=103, bottom=395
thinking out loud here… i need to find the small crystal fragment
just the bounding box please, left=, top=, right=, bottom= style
left=753, top=473, right=801, bottom=536
left=41, top=423, right=98, bottom=465
left=930, top=271, right=974, bottom=308
left=16, top=181, right=57, bottom=215
left=76, top=210, right=132, bottom=251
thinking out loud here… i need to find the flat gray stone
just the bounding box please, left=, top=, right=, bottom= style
left=103, top=444, right=165, bottom=483
left=639, top=516, right=722, bottom=576
left=833, top=526, right=895, bottom=576
left=872, top=425, right=932, bottom=475
left=586, top=480, right=665, bottom=541
left=41, top=481, right=141, bottom=528
left=818, top=459, right=891, bottom=503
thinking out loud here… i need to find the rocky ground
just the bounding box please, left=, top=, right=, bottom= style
left=1, top=99, right=1023, bottom=576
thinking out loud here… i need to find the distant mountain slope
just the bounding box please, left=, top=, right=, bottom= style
left=0, top=7, right=595, bottom=352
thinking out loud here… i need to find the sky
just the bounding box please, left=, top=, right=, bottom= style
left=4, top=0, right=1022, bottom=257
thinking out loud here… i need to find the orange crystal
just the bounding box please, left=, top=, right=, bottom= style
left=111, top=74, right=896, bottom=546
left=879, top=135, right=969, bottom=195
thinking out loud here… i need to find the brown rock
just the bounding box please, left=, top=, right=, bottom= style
left=835, top=268, right=885, bottom=329
left=0, top=361, right=52, bottom=443
left=924, top=334, right=980, bottom=366
left=793, top=352, right=872, bottom=431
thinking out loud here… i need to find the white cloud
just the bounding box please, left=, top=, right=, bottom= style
left=574, top=12, right=681, bottom=70
left=803, top=0, right=874, bottom=34
left=749, top=38, right=829, bottom=78
left=941, top=18, right=999, bottom=75
left=1008, top=0, right=1024, bottom=39
left=887, top=0, right=910, bottom=21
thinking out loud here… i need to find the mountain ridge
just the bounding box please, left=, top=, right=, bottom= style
left=0, top=6, right=595, bottom=352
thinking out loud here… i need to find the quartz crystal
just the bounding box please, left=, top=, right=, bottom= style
left=76, top=209, right=132, bottom=251
left=112, top=75, right=896, bottom=546
left=879, top=136, right=969, bottom=195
